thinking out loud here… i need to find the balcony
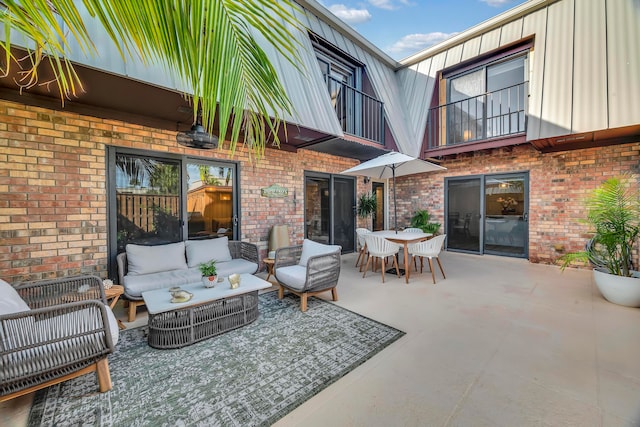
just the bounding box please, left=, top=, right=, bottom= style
left=425, top=81, right=528, bottom=153
left=325, top=75, right=385, bottom=144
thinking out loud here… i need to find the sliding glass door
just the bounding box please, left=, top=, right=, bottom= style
left=446, top=172, right=528, bottom=258
left=305, top=172, right=355, bottom=252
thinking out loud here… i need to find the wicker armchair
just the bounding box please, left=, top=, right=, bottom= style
left=274, top=240, right=341, bottom=312
left=0, top=275, right=117, bottom=402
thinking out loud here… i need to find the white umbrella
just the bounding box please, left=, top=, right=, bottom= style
left=341, top=151, right=446, bottom=232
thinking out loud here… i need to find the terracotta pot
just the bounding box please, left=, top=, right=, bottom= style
left=593, top=268, right=640, bottom=307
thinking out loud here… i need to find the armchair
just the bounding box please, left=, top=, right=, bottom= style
left=274, top=239, right=342, bottom=312
left=0, top=276, right=118, bottom=402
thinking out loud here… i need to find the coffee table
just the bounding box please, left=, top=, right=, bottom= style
left=141, top=274, right=271, bottom=349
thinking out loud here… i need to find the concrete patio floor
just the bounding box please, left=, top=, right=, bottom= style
left=2, top=251, right=640, bottom=426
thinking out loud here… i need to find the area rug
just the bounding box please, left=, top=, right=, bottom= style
left=28, top=291, right=405, bottom=426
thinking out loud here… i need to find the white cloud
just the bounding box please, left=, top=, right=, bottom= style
left=367, top=0, right=413, bottom=10
left=328, top=4, right=373, bottom=24
left=388, top=32, right=458, bottom=57
left=480, top=0, right=513, bottom=7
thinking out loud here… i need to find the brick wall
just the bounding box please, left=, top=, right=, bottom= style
left=393, top=142, right=640, bottom=265
left=0, top=100, right=358, bottom=284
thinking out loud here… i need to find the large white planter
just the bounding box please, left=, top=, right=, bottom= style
left=593, top=268, right=640, bottom=307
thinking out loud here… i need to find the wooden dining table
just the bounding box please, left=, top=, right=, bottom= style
left=370, top=230, right=432, bottom=284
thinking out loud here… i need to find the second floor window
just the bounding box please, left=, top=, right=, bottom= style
left=446, top=55, right=527, bottom=144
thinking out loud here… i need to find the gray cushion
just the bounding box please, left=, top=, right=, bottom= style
left=124, top=268, right=202, bottom=297
left=126, top=242, right=187, bottom=275
left=185, top=237, right=232, bottom=267
left=275, top=265, right=307, bottom=290
left=0, top=279, right=30, bottom=315
left=214, top=259, right=259, bottom=277
left=298, top=239, right=341, bottom=266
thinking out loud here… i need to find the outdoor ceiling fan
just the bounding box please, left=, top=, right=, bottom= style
left=176, top=106, right=218, bottom=149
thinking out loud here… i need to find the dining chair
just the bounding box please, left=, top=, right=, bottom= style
left=403, top=227, right=423, bottom=233
left=407, top=234, right=447, bottom=284
left=362, top=234, right=401, bottom=283
left=355, top=228, right=371, bottom=270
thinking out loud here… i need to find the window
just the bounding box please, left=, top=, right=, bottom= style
left=446, top=55, right=527, bottom=144
left=107, top=148, right=239, bottom=279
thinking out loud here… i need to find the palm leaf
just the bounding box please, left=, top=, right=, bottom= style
left=0, top=0, right=304, bottom=160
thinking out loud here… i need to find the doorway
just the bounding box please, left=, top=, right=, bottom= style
left=305, top=173, right=355, bottom=252
left=446, top=172, right=528, bottom=258
left=372, top=181, right=385, bottom=231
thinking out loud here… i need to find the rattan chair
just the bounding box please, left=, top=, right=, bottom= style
left=355, top=228, right=371, bottom=270
left=362, top=234, right=401, bottom=283
left=408, top=234, right=447, bottom=284
left=0, top=275, right=117, bottom=402
left=274, top=240, right=342, bottom=312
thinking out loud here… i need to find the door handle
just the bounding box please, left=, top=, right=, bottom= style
left=523, top=212, right=528, bottom=221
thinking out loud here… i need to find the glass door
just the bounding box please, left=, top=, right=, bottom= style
left=185, top=161, right=237, bottom=240
left=305, top=173, right=355, bottom=251
left=484, top=174, right=528, bottom=257
left=446, top=172, right=528, bottom=258
left=333, top=176, right=355, bottom=252
left=372, top=181, right=385, bottom=231
left=446, top=177, right=482, bottom=252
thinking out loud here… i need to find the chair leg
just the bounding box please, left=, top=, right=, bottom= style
left=380, top=257, right=386, bottom=283
left=300, top=293, right=308, bottom=312
left=428, top=258, right=436, bottom=284
left=362, top=256, right=373, bottom=278
left=355, top=249, right=363, bottom=267
left=278, top=284, right=285, bottom=299
left=436, top=257, right=446, bottom=279
left=331, top=287, right=338, bottom=301
left=128, top=301, right=143, bottom=323
left=96, top=358, right=112, bottom=392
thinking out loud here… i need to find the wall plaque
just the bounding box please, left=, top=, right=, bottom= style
left=261, top=184, right=288, bottom=198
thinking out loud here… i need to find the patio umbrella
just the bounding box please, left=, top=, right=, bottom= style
left=341, top=151, right=446, bottom=232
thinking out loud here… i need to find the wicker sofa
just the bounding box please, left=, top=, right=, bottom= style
left=117, top=236, right=259, bottom=321
left=274, top=239, right=342, bottom=311
left=0, top=275, right=118, bottom=402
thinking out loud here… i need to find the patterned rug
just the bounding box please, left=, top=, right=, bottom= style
left=28, top=291, right=404, bottom=426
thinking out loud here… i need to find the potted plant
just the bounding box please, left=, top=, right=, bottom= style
left=357, top=192, right=377, bottom=229
left=410, top=209, right=441, bottom=235
left=199, top=259, right=218, bottom=288
left=560, top=175, right=640, bottom=307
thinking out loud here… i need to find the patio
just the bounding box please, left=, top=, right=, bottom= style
left=2, top=251, right=639, bottom=426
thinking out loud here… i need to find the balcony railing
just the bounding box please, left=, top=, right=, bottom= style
left=426, top=81, right=528, bottom=149
left=325, top=75, right=385, bottom=144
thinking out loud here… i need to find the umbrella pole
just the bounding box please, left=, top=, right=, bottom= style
left=393, top=166, right=398, bottom=233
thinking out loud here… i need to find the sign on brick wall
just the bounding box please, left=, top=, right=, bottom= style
left=261, top=184, right=288, bottom=198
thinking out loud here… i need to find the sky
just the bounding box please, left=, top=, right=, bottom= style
left=317, top=0, right=528, bottom=60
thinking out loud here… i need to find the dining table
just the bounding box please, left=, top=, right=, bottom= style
left=370, top=230, right=432, bottom=284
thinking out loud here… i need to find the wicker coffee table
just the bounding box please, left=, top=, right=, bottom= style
left=141, top=274, right=271, bottom=349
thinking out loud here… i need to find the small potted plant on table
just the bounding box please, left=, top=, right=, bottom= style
left=199, top=260, right=218, bottom=288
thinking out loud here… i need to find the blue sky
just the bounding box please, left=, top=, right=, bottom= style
left=317, top=0, right=527, bottom=60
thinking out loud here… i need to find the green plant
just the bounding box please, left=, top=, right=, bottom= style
left=560, top=176, right=640, bottom=276
left=410, top=209, right=441, bottom=235
left=357, top=192, right=377, bottom=228
left=198, top=260, right=218, bottom=277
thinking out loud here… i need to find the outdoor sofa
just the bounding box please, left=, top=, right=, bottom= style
left=117, top=236, right=259, bottom=321
left=0, top=275, right=119, bottom=401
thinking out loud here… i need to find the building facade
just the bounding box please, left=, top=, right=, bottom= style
left=0, top=0, right=639, bottom=284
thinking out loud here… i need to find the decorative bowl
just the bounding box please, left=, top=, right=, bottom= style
left=170, top=290, right=193, bottom=303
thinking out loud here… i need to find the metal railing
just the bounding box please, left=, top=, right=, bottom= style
left=325, top=75, right=385, bottom=144
left=426, top=81, right=528, bottom=149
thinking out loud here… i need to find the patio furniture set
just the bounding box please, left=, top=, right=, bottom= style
left=0, top=236, right=342, bottom=401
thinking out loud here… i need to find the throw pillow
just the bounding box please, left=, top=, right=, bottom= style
left=126, top=242, right=187, bottom=275
left=0, top=279, right=30, bottom=315
left=185, top=236, right=233, bottom=268
left=298, top=239, right=341, bottom=266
